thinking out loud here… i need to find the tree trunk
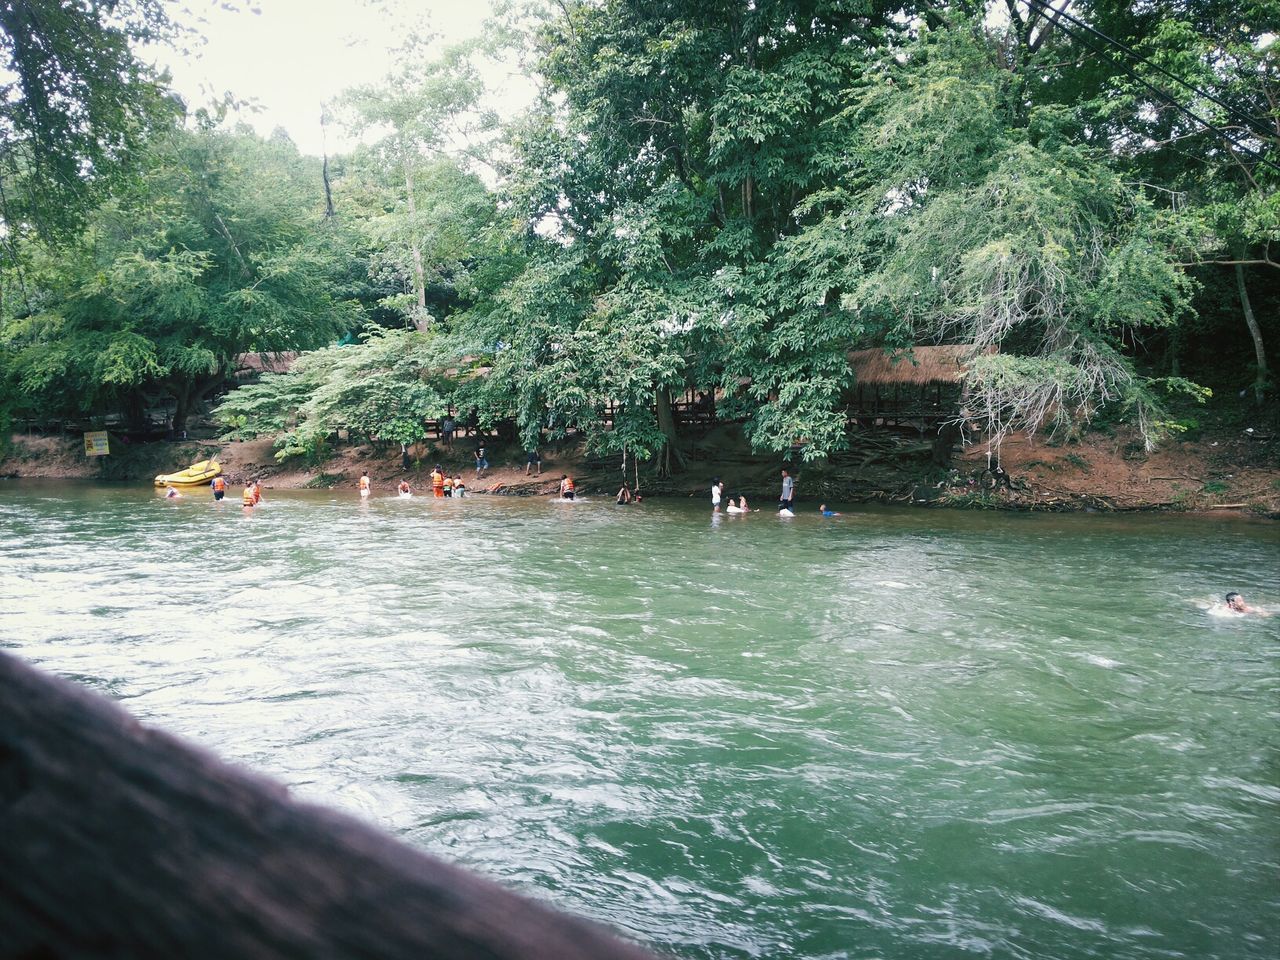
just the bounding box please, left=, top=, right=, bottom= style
left=1235, top=263, right=1267, bottom=403
left=171, top=385, right=191, bottom=436
left=322, top=152, right=336, bottom=218
left=404, top=163, right=428, bottom=332
left=931, top=420, right=962, bottom=468
left=654, top=388, right=685, bottom=478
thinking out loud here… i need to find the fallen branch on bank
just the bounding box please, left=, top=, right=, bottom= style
left=0, top=652, right=657, bottom=960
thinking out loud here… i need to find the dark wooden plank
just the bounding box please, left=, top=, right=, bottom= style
left=0, top=652, right=660, bottom=960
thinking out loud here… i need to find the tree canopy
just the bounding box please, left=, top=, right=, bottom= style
left=1, top=0, right=1274, bottom=465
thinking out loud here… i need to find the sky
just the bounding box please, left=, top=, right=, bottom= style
left=154, top=0, right=526, bottom=157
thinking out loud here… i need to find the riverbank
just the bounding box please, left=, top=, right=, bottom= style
left=4, top=420, right=1278, bottom=518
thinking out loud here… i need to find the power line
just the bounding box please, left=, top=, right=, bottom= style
left=1022, top=0, right=1274, bottom=141
left=1018, top=0, right=1280, bottom=176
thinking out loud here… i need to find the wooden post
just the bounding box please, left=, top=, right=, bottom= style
left=0, top=652, right=658, bottom=960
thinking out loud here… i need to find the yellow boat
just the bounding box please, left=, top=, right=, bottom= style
left=155, top=459, right=221, bottom=488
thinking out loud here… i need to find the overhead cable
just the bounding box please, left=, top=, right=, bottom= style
left=1022, top=0, right=1274, bottom=140
left=1016, top=0, right=1280, bottom=176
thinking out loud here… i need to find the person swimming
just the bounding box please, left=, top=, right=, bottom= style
left=164, top=487, right=181, bottom=499
left=1223, top=592, right=1268, bottom=615
left=819, top=503, right=840, bottom=517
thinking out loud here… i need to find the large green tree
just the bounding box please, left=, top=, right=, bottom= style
left=2, top=124, right=363, bottom=431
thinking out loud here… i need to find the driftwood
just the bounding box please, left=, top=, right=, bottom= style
left=0, top=652, right=658, bottom=960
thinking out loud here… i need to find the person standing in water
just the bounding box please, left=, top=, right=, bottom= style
left=398, top=479, right=412, bottom=496
left=711, top=477, right=723, bottom=512
left=358, top=471, right=371, bottom=499
left=210, top=475, right=227, bottom=501
left=453, top=475, right=466, bottom=497
left=778, top=469, right=795, bottom=512
left=430, top=466, right=445, bottom=498
left=242, top=479, right=257, bottom=507
left=559, top=475, right=575, bottom=500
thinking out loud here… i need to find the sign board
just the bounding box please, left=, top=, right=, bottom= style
left=83, top=431, right=110, bottom=457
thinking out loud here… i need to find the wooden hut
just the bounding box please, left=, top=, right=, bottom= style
left=846, top=345, right=990, bottom=429
left=231, top=351, right=299, bottom=384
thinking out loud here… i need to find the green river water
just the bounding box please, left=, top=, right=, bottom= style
left=1, top=481, right=1277, bottom=959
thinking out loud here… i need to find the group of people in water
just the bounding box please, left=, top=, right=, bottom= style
left=710, top=467, right=839, bottom=517
left=362, top=468, right=470, bottom=499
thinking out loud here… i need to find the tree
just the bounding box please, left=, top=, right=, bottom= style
left=337, top=37, right=492, bottom=331
left=2, top=125, right=364, bottom=431
left=0, top=0, right=179, bottom=249
left=215, top=328, right=453, bottom=461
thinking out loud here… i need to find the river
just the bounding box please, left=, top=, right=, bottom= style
left=1, top=481, right=1276, bottom=959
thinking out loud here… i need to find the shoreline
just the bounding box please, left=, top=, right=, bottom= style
left=4, top=428, right=1278, bottom=520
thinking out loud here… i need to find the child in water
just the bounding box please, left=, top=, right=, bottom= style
left=453, top=475, right=466, bottom=497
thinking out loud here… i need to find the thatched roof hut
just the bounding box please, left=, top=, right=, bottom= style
left=233, top=352, right=299, bottom=378
left=847, top=345, right=991, bottom=386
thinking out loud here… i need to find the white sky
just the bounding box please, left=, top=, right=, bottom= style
left=154, top=0, right=529, bottom=157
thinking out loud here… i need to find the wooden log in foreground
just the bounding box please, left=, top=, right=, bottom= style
left=0, top=652, right=659, bottom=960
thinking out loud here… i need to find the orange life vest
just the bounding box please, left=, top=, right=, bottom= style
left=564, top=477, right=575, bottom=492
left=431, top=470, right=444, bottom=488
left=359, top=476, right=370, bottom=490
left=212, top=476, right=226, bottom=492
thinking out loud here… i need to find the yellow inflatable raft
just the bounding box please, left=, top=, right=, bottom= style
left=155, top=459, right=221, bottom=488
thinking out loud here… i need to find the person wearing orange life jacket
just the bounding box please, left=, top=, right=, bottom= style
left=559, top=474, right=576, bottom=501
left=358, top=471, right=372, bottom=498
left=252, top=480, right=262, bottom=505
left=210, top=475, right=227, bottom=501
left=431, top=466, right=445, bottom=498
left=242, top=481, right=256, bottom=508
left=443, top=474, right=454, bottom=497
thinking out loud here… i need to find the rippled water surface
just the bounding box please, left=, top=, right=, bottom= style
left=2, top=481, right=1277, bottom=959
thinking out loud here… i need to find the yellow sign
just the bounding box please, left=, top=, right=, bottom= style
left=83, top=431, right=110, bottom=457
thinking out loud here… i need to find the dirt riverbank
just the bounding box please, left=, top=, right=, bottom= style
left=4, top=420, right=1277, bottom=518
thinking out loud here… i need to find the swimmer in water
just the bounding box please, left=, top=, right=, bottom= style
left=165, top=487, right=181, bottom=499
left=819, top=503, right=840, bottom=517
left=1223, top=592, right=1268, bottom=616
left=398, top=479, right=412, bottom=496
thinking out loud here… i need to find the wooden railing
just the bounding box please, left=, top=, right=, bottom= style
left=0, top=652, right=659, bottom=960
